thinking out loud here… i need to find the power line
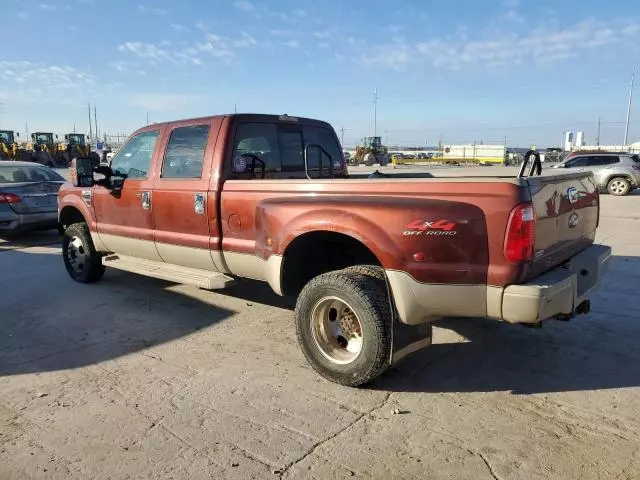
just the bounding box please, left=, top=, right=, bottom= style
left=624, top=68, right=635, bottom=146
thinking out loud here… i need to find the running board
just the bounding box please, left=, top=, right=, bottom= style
left=102, top=254, right=235, bottom=290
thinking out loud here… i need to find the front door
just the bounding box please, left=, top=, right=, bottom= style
left=151, top=120, right=223, bottom=271
left=93, top=129, right=163, bottom=260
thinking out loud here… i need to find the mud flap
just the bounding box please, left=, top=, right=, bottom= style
left=382, top=272, right=433, bottom=365
left=391, top=321, right=433, bottom=365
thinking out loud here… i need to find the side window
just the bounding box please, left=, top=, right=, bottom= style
left=111, top=130, right=159, bottom=179
left=566, top=157, right=588, bottom=168
left=232, top=123, right=281, bottom=174
left=596, top=156, right=619, bottom=165
left=161, top=125, right=210, bottom=179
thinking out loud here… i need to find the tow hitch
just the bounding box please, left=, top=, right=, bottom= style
left=554, top=300, right=592, bottom=322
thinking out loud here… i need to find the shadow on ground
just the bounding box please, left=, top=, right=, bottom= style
left=3, top=243, right=638, bottom=397
left=372, top=254, right=640, bottom=395
left=0, top=230, right=61, bottom=250
left=0, top=249, right=236, bottom=377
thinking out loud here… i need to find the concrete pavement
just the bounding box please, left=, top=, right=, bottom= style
left=1, top=186, right=639, bottom=479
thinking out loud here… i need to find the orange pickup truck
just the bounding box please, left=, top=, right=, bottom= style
left=58, top=113, right=611, bottom=386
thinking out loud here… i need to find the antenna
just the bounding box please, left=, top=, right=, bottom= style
left=88, top=103, right=93, bottom=140
left=94, top=106, right=98, bottom=141
left=624, top=68, right=635, bottom=147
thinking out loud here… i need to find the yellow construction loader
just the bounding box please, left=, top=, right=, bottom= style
left=350, top=136, right=389, bottom=166
left=24, top=132, right=59, bottom=166
left=0, top=130, right=21, bottom=160
left=57, top=133, right=92, bottom=167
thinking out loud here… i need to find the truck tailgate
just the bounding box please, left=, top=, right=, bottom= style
left=527, top=171, right=599, bottom=278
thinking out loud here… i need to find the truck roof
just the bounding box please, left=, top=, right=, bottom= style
left=135, top=113, right=333, bottom=133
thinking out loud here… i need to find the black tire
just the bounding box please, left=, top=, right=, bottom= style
left=60, top=152, right=71, bottom=168
left=62, top=223, right=105, bottom=283
left=607, top=177, right=631, bottom=196
left=342, top=264, right=385, bottom=281
left=0, top=150, right=8, bottom=161
left=295, top=270, right=392, bottom=387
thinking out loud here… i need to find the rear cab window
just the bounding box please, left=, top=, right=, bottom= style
left=228, top=119, right=345, bottom=179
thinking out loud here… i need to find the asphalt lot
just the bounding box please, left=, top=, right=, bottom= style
left=1, top=167, right=639, bottom=479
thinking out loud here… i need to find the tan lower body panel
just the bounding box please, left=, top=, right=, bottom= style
left=90, top=233, right=284, bottom=294
left=386, top=243, right=612, bottom=325
left=385, top=270, right=487, bottom=325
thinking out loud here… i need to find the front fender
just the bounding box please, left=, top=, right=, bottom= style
left=58, top=184, right=97, bottom=230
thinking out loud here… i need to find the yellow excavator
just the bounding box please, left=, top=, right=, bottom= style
left=0, top=130, right=21, bottom=160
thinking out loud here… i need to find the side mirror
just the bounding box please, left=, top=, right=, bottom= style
left=70, top=157, right=95, bottom=187
left=55, top=135, right=59, bottom=140
left=16, top=132, right=20, bottom=138
left=64, top=134, right=69, bottom=140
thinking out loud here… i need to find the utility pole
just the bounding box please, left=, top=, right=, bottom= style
left=94, top=106, right=98, bottom=142
left=340, top=126, right=345, bottom=146
left=373, top=87, right=378, bottom=138
left=623, top=68, right=634, bottom=147
left=88, top=103, right=93, bottom=140
left=234, top=103, right=237, bottom=114
left=597, top=117, right=601, bottom=146
left=146, top=112, right=149, bottom=126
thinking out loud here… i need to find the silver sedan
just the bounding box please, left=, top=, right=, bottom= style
left=0, top=162, right=66, bottom=234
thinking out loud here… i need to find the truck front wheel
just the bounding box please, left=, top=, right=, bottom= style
left=295, top=270, right=392, bottom=386
left=62, top=223, right=105, bottom=283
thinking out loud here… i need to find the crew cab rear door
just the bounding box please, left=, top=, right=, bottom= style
left=151, top=118, right=224, bottom=271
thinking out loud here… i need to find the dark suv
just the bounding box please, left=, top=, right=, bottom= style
left=553, top=152, right=640, bottom=196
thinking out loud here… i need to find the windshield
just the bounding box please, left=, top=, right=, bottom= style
left=34, top=133, right=54, bottom=145
left=0, top=165, right=66, bottom=183
left=0, top=131, right=14, bottom=144
left=68, top=134, right=85, bottom=145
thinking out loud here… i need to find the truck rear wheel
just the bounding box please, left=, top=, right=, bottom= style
left=62, top=223, right=105, bottom=283
left=295, top=270, right=392, bottom=386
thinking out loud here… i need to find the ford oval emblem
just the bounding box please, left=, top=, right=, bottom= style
left=568, top=212, right=579, bottom=229
left=567, top=187, right=578, bottom=204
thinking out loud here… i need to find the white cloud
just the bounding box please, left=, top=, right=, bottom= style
left=39, top=4, right=57, bottom=11
left=234, top=0, right=255, bottom=12
left=313, top=30, right=332, bottom=40
left=283, top=40, right=299, bottom=49
left=0, top=61, right=95, bottom=106
left=270, top=29, right=294, bottom=37
left=357, top=18, right=640, bottom=72
left=294, top=9, right=306, bottom=17
left=232, top=32, right=258, bottom=48
left=138, top=5, right=168, bottom=15
left=127, top=93, right=209, bottom=111
left=17, top=12, right=29, bottom=20
left=504, top=10, right=524, bottom=22
left=171, top=23, right=185, bottom=31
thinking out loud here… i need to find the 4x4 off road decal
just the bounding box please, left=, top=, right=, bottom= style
left=403, top=219, right=457, bottom=236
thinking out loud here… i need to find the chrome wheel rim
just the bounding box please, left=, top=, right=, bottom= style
left=66, top=236, right=86, bottom=274
left=610, top=180, right=627, bottom=195
left=310, top=296, right=363, bottom=365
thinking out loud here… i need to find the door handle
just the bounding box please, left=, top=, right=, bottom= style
left=194, top=193, right=205, bottom=215
left=141, top=191, right=151, bottom=210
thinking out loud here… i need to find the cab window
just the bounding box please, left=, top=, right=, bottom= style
left=161, top=125, right=210, bottom=179
left=230, top=122, right=343, bottom=178
left=110, top=130, right=159, bottom=179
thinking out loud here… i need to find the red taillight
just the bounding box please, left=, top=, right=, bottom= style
left=504, top=203, right=535, bottom=263
left=0, top=193, right=22, bottom=204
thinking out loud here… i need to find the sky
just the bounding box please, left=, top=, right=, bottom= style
left=1, top=0, right=639, bottom=147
